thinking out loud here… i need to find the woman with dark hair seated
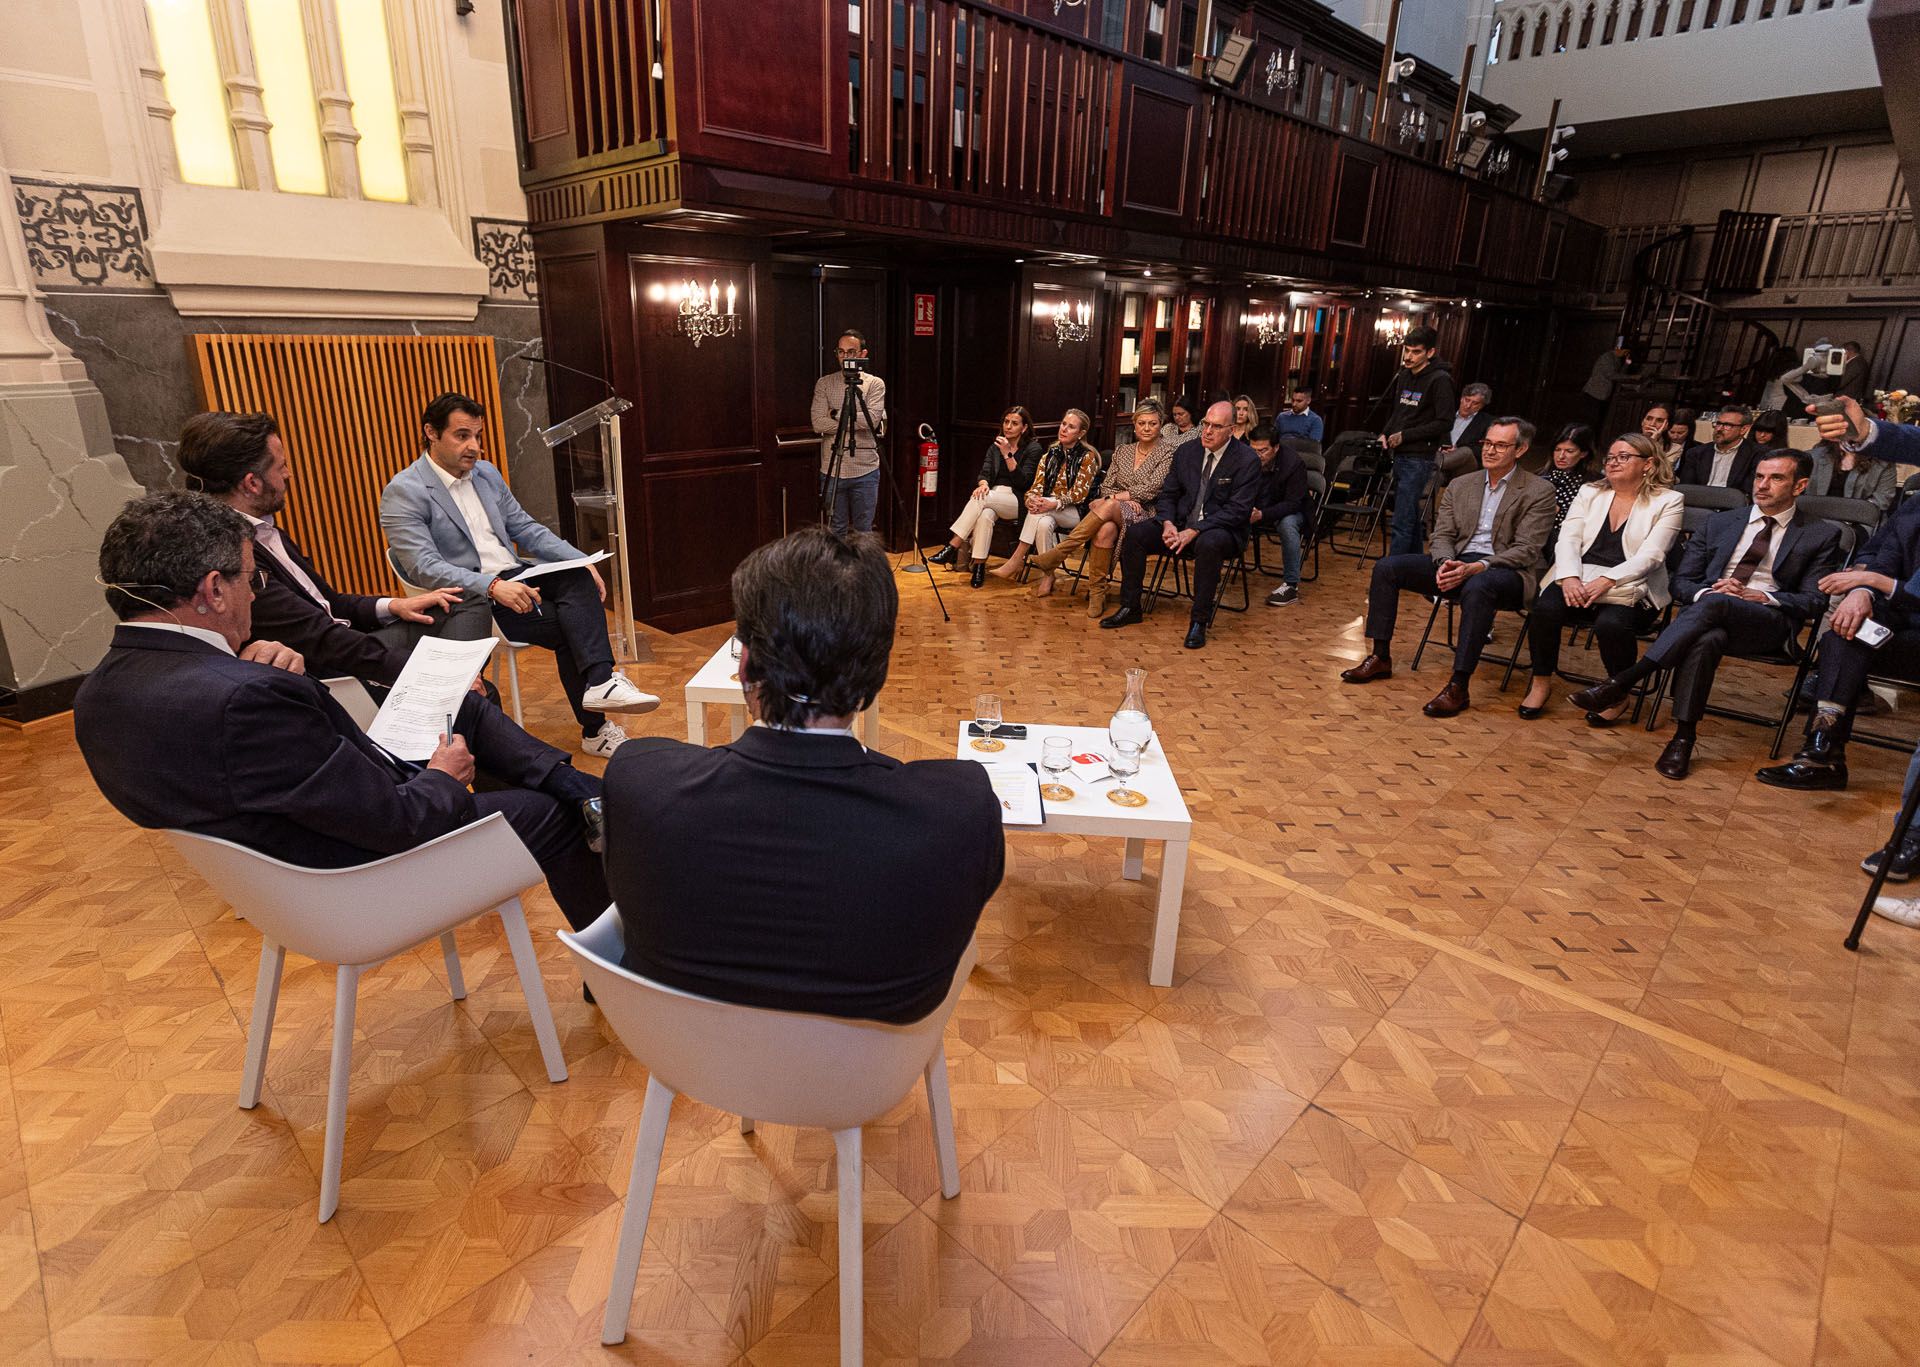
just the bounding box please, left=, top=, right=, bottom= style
left=1638, top=402, right=1672, bottom=450
left=987, top=408, right=1102, bottom=584
left=929, top=405, right=1044, bottom=585
left=1169, top=396, right=1198, bottom=437
left=1542, top=423, right=1597, bottom=545
left=1808, top=439, right=1897, bottom=513
left=1027, top=399, right=1178, bottom=614
left=1663, top=406, right=1697, bottom=461
left=1518, top=432, right=1684, bottom=723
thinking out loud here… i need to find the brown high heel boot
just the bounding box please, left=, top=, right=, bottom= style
left=1083, top=545, right=1114, bottom=618
left=1030, top=516, right=1096, bottom=574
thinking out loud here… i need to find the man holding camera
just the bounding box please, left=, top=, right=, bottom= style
left=811, top=329, right=889, bottom=535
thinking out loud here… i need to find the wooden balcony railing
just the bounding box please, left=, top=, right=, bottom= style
left=515, top=0, right=1596, bottom=294
left=1594, top=207, right=1918, bottom=296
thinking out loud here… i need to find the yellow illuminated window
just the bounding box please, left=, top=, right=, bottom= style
left=145, top=0, right=238, bottom=186
left=243, top=0, right=328, bottom=193
left=336, top=0, right=409, bottom=202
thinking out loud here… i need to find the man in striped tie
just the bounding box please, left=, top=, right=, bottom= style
left=1569, top=450, right=1842, bottom=781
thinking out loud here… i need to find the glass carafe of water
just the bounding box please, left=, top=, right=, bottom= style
left=1109, top=667, right=1152, bottom=751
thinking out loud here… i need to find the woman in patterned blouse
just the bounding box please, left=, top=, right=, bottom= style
left=1542, top=423, right=1597, bottom=545
left=1028, top=400, right=1178, bottom=614
left=988, top=408, right=1103, bottom=584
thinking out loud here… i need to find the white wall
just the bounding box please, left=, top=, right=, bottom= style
left=1481, top=0, right=1874, bottom=131
left=1320, top=0, right=1498, bottom=77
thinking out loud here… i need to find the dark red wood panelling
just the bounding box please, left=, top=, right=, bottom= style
left=1119, top=82, right=1193, bottom=216
left=689, top=0, right=834, bottom=157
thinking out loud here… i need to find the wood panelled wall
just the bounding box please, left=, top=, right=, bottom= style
left=189, top=335, right=508, bottom=598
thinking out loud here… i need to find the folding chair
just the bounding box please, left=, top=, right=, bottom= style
left=1319, top=437, right=1393, bottom=561
left=1677, top=483, right=1751, bottom=513
left=1251, top=474, right=1325, bottom=585
left=1143, top=542, right=1251, bottom=615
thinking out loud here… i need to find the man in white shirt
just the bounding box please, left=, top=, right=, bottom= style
left=381, top=392, right=659, bottom=759
left=1572, top=451, right=1844, bottom=780
left=1676, top=405, right=1761, bottom=493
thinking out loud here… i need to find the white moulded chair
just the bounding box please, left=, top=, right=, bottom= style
left=320, top=676, right=380, bottom=732
left=167, top=812, right=568, bottom=1222
left=560, top=906, right=973, bottom=1365
left=386, top=547, right=532, bottom=724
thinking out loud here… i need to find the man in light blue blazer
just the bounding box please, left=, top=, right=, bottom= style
left=381, top=392, right=658, bottom=758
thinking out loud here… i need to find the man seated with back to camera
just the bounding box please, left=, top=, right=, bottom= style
left=1100, top=400, right=1260, bottom=650
left=1245, top=423, right=1310, bottom=607
left=600, top=527, right=1003, bottom=1022
left=381, top=392, right=659, bottom=759
left=73, top=492, right=611, bottom=934
left=179, top=411, right=461, bottom=691
left=1340, top=416, right=1556, bottom=717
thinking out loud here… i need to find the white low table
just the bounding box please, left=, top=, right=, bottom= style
left=953, top=722, right=1192, bottom=987
left=683, top=640, right=881, bottom=747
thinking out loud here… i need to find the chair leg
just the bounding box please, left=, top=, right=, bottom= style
left=498, top=898, right=567, bottom=1084
left=317, top=963, right=361, bottom=1223
left=833, top=1126, right=864, bottom=1367
left=439, top=931, right=467, bottom=1001
left=602, top=1075, right=674, bottom=1345
left=740, top=1116, right=755, bottom=1135
left=1411, top=598, right=1444, bottom=671
left=505, top=649, right=524, bottom=726
left=1771, top=655, right=1816, bottom=759
left=238, top=939, right=285, bottom=1110
left=924, top=1051, right=960, bottom=1199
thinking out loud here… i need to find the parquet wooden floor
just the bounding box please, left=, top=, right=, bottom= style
left=6, top=543, right=1920, bottom=1364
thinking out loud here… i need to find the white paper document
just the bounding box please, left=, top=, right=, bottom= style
left=982, top=762, right=1043, bottom=827
left=509, top=550, right=610, bottom=582
left=367, top=636, right=498, bottom=762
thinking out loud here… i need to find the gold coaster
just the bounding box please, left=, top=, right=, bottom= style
left=1106, top=788, right=1148, bottom=807
left=970, top=737, right=1005, bottom=752
left=1039, top=783, right=1074, bottom=802
left=728, top=672, right=739, bottom=682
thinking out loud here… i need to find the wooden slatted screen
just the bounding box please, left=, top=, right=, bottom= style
left=189, top=334, right=508, bottom=597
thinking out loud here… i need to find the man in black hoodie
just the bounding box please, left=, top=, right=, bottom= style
left=1374, top=327, right=1458, bottom=557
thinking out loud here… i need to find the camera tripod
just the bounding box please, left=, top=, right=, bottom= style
left=820, top=366, right=949, bottom=621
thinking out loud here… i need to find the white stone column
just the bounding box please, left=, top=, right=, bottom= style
left=301, top=0, right=366, bottom=198
left=206, top=0, right=279, bottom=189
left=384, top=0, right=443, bottom=209
left=0, top=152, right=145, bottom=706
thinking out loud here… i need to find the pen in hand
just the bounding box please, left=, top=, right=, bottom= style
left=444, top=713, right=454, bottom=746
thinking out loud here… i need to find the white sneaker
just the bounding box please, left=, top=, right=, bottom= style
left=581, top=720, right=629, bottom=758
left=582, top=671, right=661, bottom=714
left=1871, top=895, right=1920, bottom=928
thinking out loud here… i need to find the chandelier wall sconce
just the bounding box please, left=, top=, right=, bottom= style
left=1374, top=313, right=1411, bottom=348
left=1047, top=299, right=1092, bottom=347
left=1245, top=310, right=1282, bottom=348
left=1265, top=49, right=1297, bottom=96
left=665, top=278, right=740, bottom=347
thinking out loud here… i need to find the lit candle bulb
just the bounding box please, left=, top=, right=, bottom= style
left=708, top=281, right=718, bottom=313
left=726, top=282, right=736, bottom=315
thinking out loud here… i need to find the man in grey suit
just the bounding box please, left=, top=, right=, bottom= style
left=381, top=392, right=658, bottom=758
left=1571, top=450, right=1842, bottom=780
left=1340, top=416, right=1557, bottom=717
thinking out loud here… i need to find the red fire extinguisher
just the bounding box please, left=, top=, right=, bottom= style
left=918, top=424, right=940, bottom=497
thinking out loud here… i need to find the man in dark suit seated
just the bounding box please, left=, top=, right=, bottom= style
left=1340, top=416, right=1557, bottom=718
left=1571, top=451, right=1843, bottom=781
left=73, top=492, right=610, bottom=934
left=600, top=527, right=1003, bottom=1024
left=1676, top=404, right=1761, bottom=495
left=178, top=411, right=462, bottom=688
left=1099, top=400, right=1260, bottom=650
left=1754, top=455, right=1920, bottom=792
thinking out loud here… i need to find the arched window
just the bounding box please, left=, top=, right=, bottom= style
left=1533, top=9, right=1550, bottom=53
left=1651, top=0, right=1671, bottom=36
left=1488, top=17, right=1504, bottom=61
left=1554, top=4, right=1573, bottom=49
left=1579, top=1, right=1597, bottom=45
left=1626, top=0, right=1646, bottom=37
left=1509, top=12, right=1528, bottom=59
left=1602, top=0, right=1622, bottom=41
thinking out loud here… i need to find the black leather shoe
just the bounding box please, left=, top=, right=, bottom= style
left=1568, top=678, right=1630, bottom=714
left=1100, top=605, right=1144, bottom=630
left=1655, top=735, right=1694, bottom=780
left=970, top=565, right=986, bottom=589
left=1184, top=621, right=1207, bottom=650
left=1585, top=709, right=1627, bottom=729
left=1804, top=718, right=1845, bottom=765
left=1862, top=827, right=1920, bottom=882
left=1755, top=757, right=1849, bottom=791
left=1516, top=702, right=1546, bottom=720
left=580, top=797, right=606, bottom=853
left=582, top=981, right=596, bottom=1006
left=928, top=544, right=958, bottom=567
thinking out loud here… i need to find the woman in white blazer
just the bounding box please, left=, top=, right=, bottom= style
left=1518, top=431, right=1684, bottom=724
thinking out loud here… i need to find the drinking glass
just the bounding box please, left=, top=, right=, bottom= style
left=1107, top=738, right=1147, bottom=807
left=1039, top=735, right=1074, bottom=802
left=971, top=693, right=1004, bottom=751
left=727, top=633, right=741, bottom=680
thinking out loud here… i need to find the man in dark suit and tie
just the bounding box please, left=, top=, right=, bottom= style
left=1571, top=450, right=1843, bottom=780
left=1100, top=400, right=1260, bottom=649
left=178, top=411, right=461, bottom=688
left=1676, top=404, right=1762, bottom=495
left=600, top=527, right=1003, bottom=1024
left=1341, top=416, right=1557, bottom=717
left=73, top=492, right=610, bottom=932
